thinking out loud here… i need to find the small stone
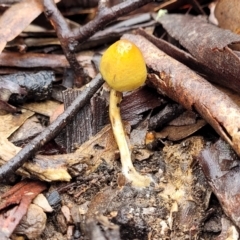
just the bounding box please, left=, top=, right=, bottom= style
left=14, top=204, right=46, bottom=239
left=33, top=193, right=53, bottom=212
left=61, top=205, right=71, bottom=223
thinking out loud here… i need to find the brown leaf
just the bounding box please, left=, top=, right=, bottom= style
left=23, top=100, right=62, bottom=118
left=158, top=14, right=240, bottom=94
left=0, top=0, right=60, bottom=53
left=0, top=110, right=34, bottom=163
left=121, top=86, right=166, bottom=125
left=155, top=119, right=206, bottom=141
left=122, top=33, right=240, bottom=157
left=198, top=139, right=240, bottom=228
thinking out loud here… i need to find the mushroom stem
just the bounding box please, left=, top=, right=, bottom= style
left=109, top=89, right=152, bottom=188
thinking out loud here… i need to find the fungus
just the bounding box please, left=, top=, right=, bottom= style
left=100, top=39, right=153, bottom=188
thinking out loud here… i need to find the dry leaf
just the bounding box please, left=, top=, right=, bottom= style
left=0, top=0, right=60, bottom=53
left=0, top=110, right=34, bottom=163
left=155, top=119, right=206, bottom=141
left=158, top=14, right=240, bottom=94
left=23, top=100, right=62, bottom=117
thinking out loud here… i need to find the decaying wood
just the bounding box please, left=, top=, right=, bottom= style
left=158, top=14, right=240, bottom=94
left=63, top=88, right=108, bottom=152
left=122, top=33, right=240, bottom=158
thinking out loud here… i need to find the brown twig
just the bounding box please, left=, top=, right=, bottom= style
left=0, top=75, right=103, bottom=182
left=42, top=0, right=154, bottom=87
left=42, top=0, right=84, bottom=87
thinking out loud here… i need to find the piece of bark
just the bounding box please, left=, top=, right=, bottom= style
left=148, top=103, right=184, bottom=130
left=1, top=71, right=54, bottom=102
left=121, top=86, right=166, bottom=126
left=198, top=139, right=240, bottom=228
left=158, top=14, right=240, bottom=94
left=63, top=88, right=108, bottom=153
left=122, top=33, right=240, bottom=157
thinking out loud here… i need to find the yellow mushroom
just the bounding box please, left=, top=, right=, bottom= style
left=100, top=39, right=153, bottom=188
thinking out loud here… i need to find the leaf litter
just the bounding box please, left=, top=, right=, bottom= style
left=1, top=0, right=240, bottom=239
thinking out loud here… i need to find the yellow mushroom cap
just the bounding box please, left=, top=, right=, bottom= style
left=99, top=39, right=147, bottom=92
